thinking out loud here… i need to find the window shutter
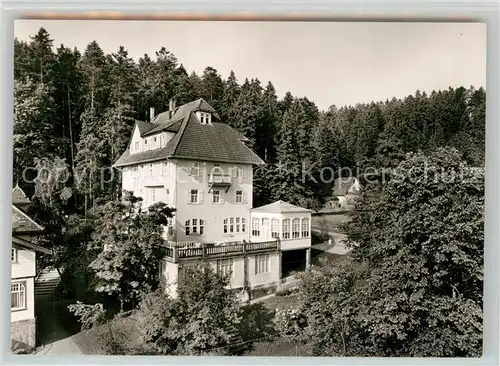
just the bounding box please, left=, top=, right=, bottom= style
left=242, top=189, right=247, bottom=204
left=199, top=189, right=204, bottom=204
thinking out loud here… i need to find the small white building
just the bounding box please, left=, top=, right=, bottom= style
left=11, top=186, right=51, bottom=350
left=325, top=177, right=361, bottom=211
left=250, top=200, right=313, bottom=277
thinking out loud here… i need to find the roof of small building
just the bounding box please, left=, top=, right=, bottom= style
left=113, top=98, right=263, bottom=168
left=12, top=205, right=43, bottom=234
left=250, top=200, right=314, bottom=214
left=332, top=177, right=359, bottom=197
left=12, top=184, right=30, bottom=205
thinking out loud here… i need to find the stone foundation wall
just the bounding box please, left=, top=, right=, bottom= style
left=11, top=318, right=36, bottom=350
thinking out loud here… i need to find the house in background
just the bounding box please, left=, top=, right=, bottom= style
left=11, top=185, right=51, bottom=351
left=114, top=98, right=312, bottom=300
left=324, top=177, right=361, bottom=211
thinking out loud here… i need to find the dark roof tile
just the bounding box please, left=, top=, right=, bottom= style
left=114, top=99, right=263, bottom=168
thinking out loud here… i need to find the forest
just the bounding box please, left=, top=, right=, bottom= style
left=14, top=28, right=485, bottom=214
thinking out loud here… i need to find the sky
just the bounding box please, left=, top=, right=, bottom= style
left=15, top=20, right=486, bottom=111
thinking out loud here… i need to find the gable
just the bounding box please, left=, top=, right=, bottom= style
left=12, top=205, right=43, bottom=233
left=114, top=99, right=264, bottom=168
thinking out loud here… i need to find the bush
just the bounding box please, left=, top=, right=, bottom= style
left=312, top=230, right=329, bottom=245
left=238, top=303, right=277, bottom=344
left=68, top=301, right=107, bottom=330
left=275, top=287, right=299, bottom=297
left=273, top=308, right=307, bottom=337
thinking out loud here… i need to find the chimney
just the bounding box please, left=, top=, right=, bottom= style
left=168, top=99, right=176, bottom=118
left=149, top=107, right=155, bottom=122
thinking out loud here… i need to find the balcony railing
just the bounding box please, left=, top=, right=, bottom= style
left=162, top=239, right=280, bottom=262
left=208, top=173, right=232, bottom=186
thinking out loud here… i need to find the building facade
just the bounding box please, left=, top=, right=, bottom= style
left=324, top=177, right=361, bottom=211
left=114, top=99, right=312, bottom=300
left=11, top=186, right=51, bottom=350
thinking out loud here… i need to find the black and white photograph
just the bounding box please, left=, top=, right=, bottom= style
left=10, top=19, right=486, bottom=357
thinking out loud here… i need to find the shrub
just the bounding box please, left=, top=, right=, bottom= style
left=68, top=301, right=107, bottom=330
left=273, top=308, right=307, bottom=337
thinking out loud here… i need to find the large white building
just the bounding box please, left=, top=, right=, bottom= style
left=114, top=99, right=312, bottom=300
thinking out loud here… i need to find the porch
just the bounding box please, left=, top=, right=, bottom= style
left=160, top=239, right=280, bottom=263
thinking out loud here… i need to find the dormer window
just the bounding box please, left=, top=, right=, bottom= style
left=200, top=112, right=211, bottom=124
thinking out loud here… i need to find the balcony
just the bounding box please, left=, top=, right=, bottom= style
left=208, top=173, right=232, bottom=191
left=160, top=239, right=280, bottom=262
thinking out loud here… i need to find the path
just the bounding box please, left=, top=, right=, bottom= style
left=34, top=294, right=82, bottom=355
left=35, top=335, right=82, bottom=355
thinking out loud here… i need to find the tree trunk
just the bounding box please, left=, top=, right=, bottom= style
left=67, top=84, right=75, bottom=168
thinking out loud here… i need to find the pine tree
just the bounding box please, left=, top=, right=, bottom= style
left=51, top=45, right=84, bottom=169
left=13, top=77, right=61, bottom=182
left=200, top=66, right=225, bottom=112
left=220, top=70, right=241, bottom=122
left=26, top=27, right=55, bottom=85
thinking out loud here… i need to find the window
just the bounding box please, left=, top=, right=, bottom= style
left=255, top=254, right=270, bottom=274
left=165, top=188, right=170, bottom=204
left=149, top=163, right=153, bottom=177
left=200, top=112, right=211, bottom=124
left=301, top=218, right=310, bottom=238
left=190, top=189, right=199, bottom=203
left=185, top=219, right=204, bottom=236
left=11, top=282, right=26, bottom=311
left=167, top=218, right=174, bottom=236
left=11, top=248, right=17, bottom=263
left=144, top=138, right=148, bottom=150
left=212, top=163, right=223, bottom=175
left=232, top=166, right=243, bottom=178
left=212, top=190, right=220, bottom=204
left=292, top=218, right=300, bottom=238
left=224, top=217, right=246, bottom=234
left=158, top=260, right=167, bottom=281
left=162, top=162, right=168, bottom=176
left=235, top=190, right=243, bottom=203
left=190, top=162, right=200, bottom=176
left=271, top=219, right=280, bottom=239
left=282, top=219, right=291, bottom=239
left=252, top=218, right=260, bottom=237
left=217, top=258, right=233, bottom=277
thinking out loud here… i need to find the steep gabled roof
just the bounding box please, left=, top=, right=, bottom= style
left=113, top=99, right=263, bottom=168
left=12, top=205, right=44, bottom=234
left=12, top=184, right=30, bottom=205
left=153, top=98, right=220, bottom=125
left=250, top=200, right=314, bottom=214
left=136, top=120, right=158, bottom=135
